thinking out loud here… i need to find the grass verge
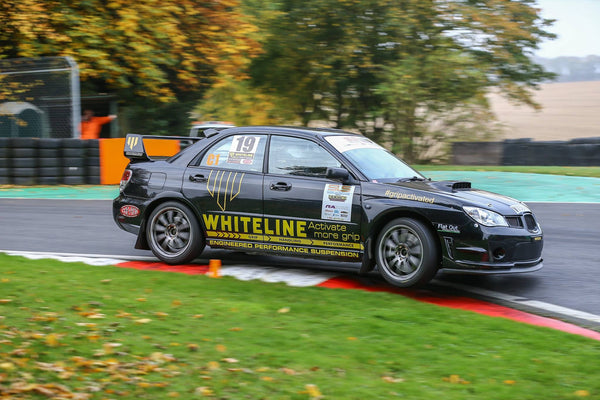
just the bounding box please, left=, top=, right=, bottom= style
left=415, top=165, right=600, bottom=178
left=1, top=254, right=599, bottom=399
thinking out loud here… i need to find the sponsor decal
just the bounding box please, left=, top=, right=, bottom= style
left=322, top=184, right=355, bottom=222
left=384, top=190, right=435, bottom=204
left=325, top=135, right=382, bottom=153
left=120, top=205, right=140, bottom=218
left=206, top=170, right=245, bottom=212
left=202, top=213, right=363, bottom=258
left=436, top=223, right=460, bottom=234
left=206, top=239, right=360, bottom=259
left=126, top=136, right=139, bottom=149
left=227, top=135, right=261, bottom=165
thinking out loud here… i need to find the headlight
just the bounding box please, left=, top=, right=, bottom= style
left=463, top=206, right=508, bottom=227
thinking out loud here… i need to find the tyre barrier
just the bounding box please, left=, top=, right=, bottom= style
left=455, top=138, right=600, bottom=166
left=0, top=138, right=102, bottom=185
left=3, top=137, right=600, bottom=185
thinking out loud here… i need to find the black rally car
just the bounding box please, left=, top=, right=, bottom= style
left=113, top=126, right=543, bottom=288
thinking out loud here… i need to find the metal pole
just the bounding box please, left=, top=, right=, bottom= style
left=66, top=57, right=81, bottom=138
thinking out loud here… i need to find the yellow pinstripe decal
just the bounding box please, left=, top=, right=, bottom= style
left=206, top=170, right=245, bottom=211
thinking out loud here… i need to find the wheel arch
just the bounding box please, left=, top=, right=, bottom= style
left=368, top=209, right=442, bottom=264
left=134, top=193, right=205, bottom=251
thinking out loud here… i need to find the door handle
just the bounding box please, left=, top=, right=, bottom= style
left=189, top=174, right=207, bottom=183
left=270, top=181, right=292, bottom=191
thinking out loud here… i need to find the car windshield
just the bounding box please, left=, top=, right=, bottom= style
left=325, top=135, right=425, bottom=182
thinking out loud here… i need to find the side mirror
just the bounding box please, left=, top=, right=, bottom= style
left=326, top=167, right=355, bottom=185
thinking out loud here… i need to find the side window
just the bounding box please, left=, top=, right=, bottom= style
left=268, top=136, right=341, bottom=178
left=199, top=135, right=266, bottom=172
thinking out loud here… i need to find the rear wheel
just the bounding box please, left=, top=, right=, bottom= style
left=146, top=201, right=204, bottom=264
left=375, top=218, right=439, bottom=288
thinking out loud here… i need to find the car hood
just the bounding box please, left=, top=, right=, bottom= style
left=379, top=180, right=531, bottom=215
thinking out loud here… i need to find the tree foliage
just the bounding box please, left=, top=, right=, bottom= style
left=1, top=0, right=261, bottom=133
left=235, top=0, right=556, bottom=162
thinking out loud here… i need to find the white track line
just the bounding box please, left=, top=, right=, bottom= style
left=433, top=279, right=600, bottom=325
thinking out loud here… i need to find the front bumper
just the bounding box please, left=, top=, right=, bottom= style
left=440, top=258, right=543, bottom=275
left=439, top=220, right=544, bottom=275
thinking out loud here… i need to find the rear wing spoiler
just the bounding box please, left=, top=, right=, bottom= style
left=124, top=134, right=206, bottom=162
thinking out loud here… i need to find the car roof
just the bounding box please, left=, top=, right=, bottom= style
left=220, top=125, right=359, bottom=138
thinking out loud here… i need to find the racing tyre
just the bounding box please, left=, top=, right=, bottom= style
left=375, top=218, right=440, bottom=288
left=146, top=201, right=204, bottom=264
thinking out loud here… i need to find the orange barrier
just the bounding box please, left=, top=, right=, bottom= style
left=99, top=138, right=180, bottom=185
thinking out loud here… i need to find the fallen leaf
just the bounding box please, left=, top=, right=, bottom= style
left=116, top=311, right=132, bottom=318
left=574, top=390, right=590, bottom=397
left=382, top=376, right=404, bottom=383
left=45, top=333, right=61, bottom=347
left=0, top=362, right=15, bottom=370
left=215, top=344, right=226, bottom=352
left=134, top=318, right=152, bottom=324
left=75, top=322, right=97, bottom=328
left=195, top=387, right=214, bottom=396
left=102, top=342, right=122, bottom=354
left=281, top=367, right=297, bottom=375
left=444, top=374, right=469, bottom=384
left=305, top=384, right=322, bottom=399
left=277, top=307, right=290, bottom=313
left=222, top=358, right=238, bottom=363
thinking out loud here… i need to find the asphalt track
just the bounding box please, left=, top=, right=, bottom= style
left=1, top=171, right=599, bottom=331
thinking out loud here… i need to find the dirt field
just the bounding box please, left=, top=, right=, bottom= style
left=488, top=80, right=600, bottom=141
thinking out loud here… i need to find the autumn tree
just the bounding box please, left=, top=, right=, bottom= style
left=0, top=0, right=260, bottom=134
left=240, top=0, right=555, bottom=162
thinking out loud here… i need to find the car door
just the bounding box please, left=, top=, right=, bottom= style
left=262, top=135, right=363, bottom=261
left=182, top=133, right=267, bottom=252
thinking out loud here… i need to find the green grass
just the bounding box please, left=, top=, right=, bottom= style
left=1, top=254, right=599, bottom=399
left=415, top=165, right=600, bottom=178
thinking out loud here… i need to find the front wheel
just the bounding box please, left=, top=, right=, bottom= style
left=146, top=201, right=204, bottom=264
left=375, top=218, right=439, bottom=288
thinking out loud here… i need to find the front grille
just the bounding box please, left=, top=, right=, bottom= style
left=514, top=240, right=543, bottom=260
left=506, top=216, right=523, bottom=228
left=524, top=213, right=539, bottom=232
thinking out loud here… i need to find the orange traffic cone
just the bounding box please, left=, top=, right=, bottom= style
left=209, top=259, right=221, bottom=278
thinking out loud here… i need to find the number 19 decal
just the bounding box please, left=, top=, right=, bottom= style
left=228, top=136, right=261, bottom=165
